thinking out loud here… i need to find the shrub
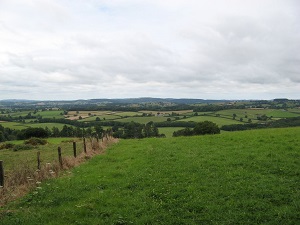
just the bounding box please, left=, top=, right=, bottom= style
left=0, top=143, right=15, bottom=150
left=13, top=144, right=33, bottom=151
left=24, top=138, right=48, bottom=146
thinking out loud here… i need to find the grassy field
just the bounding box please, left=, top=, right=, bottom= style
left=1, top=127, right=299, bottom=224
left=115, top=116, right=168, bottom=124
left=215, top=109, right=299, bottom=120
left=158, top=127, right=185, bottom=138
left=0, top=122, right=74, bottom=130
left=178, top=115, right=245, bottom=126
left=0, top=138, right=84, bottom=171
left=35, top=110, right=65, bottom=119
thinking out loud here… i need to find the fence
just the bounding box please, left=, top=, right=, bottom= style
left=0, top=132, right=115, bottom=205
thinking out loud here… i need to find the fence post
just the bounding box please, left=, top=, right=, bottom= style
left=83, top=138, right=87, bottom=153
left=73, top=141, right=77, bottom=158
left=58, top=147, right=63, bottom=167
left=37, top=151, right=41, bottom=170
left=0, top=160, right=4, bottom=187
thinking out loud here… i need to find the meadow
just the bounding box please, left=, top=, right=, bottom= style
left=1, top=127, right=299, bottom=224
left=0, top=122, right=74, bottom=130
left=0, top=138, right=84, bottom=171
left=178, top=115, right=244, bottom=126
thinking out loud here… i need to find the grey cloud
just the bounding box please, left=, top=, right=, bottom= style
left=0, top=0, right=299, bottom=100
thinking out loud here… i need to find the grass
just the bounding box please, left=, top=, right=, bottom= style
left=0, top=122, right=74, bottom=130
left=215, top=109, right=299, bottom=120
left=158, top=127, right=185, bottom=138
left=115, top=116, right=168, bottom=124
left=1, top=127, right=299, bottom=224
left=0, top=122, right=28, bottom=130
left=140, top=110, right=193, bottom=115
left=179, top=115, right=244, bottom=126
left=0, top=138, right=83, bottom=171
left=35, top=110, right=65, bottom=119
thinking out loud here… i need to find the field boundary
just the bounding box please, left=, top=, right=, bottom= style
left=0, top=135, right=118, bottom=206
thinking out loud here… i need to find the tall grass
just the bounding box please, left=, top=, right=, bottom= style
left=0, top=136, right=117, bottom=206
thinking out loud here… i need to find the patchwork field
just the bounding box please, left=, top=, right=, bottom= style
left=178, top=115, right=244, bottom=126
left=1, top=127, right=299, bottom=224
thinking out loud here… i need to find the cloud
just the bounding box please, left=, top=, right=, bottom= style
left=0, top=0, right=299, bottom=100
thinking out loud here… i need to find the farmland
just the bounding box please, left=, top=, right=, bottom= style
left=1, top=127, right=299, bottom=224
left=0, top=138, right=83, bottom=171
left=1, top=103, right=300, bottom=141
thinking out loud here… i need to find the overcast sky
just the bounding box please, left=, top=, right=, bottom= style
left=0, top=0, right=299, bottom=100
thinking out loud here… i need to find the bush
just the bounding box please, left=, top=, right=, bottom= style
left=173, top=121, right=220, bottom=137
left=13, top=144, right=33, bottom=151
left=24, top=138, right=48, bottom=146
left=193, top=121, right=220, bottom=135
left=0, top=143, right=15, bottom=150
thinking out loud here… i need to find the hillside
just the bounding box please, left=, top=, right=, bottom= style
left=1, top=127, right=299, bottom=224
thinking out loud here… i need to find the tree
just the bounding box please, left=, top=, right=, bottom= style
left=233, top=113, right=237, bottom=120
left=123, top=122, right=143, bottom=139
left=23, top=127, right=49, bottom=139
left=52, top=127, right=60, bottom=137
left=193, top=121, right=220, bottom=135
left=94, top=124, right=104, bottom=137
left=143, top=121, right=159, bottom=138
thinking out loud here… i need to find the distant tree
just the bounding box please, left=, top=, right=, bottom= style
left=143, top=121, right=159, bottom=138
left=0, top=131, right=5, bottom=142
left=52, top=127, right=60, bottom=137
left=233, top=113, right=237, bottom=120
left=95, top=117, right=101, bottom=121
left=193, top=121, right=220, bottom=135
left=23, top=127, right=49, bottom=139
left=94, top=124, right=104, bottom=137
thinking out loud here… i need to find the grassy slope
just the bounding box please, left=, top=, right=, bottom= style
left=0, top=138, right=83, bottom=171
left=1, top=128, right=300, bottom=224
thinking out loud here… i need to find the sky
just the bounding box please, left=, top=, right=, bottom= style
left=0, top=0, right=299, bottom=100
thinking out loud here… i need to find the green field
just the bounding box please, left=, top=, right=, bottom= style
left=179, top=115, right=245, bottom=126
left=0, top=138, right=83, bottom=171
left=115, top=116, right=168, bottom=124
left=158, top=127, right=185, bottom=138
left=35, top=110, right=65, bottom=119
left=215, top=109, right=299, bottom=120
left=0, top=122, right=74, bottom=130
left=1, top=127, right=299, bottom=224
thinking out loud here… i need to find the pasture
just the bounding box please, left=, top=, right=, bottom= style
left=1, top=127, right=299, bottom=224
left=0, top=122, right=74, bottom=130
left=178, top=115, right=244, bottom=126
left=0, top=138, right=83, bottom=171
left=115, top=116, right=168, bottom=124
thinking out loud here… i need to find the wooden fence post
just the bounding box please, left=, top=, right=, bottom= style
left=83, top=138, right=87, bottom=153
left=0, top=160, right=4, bottom=187
left=58, top=147, right=62, bottom=167
left=73, top=141, right=77, bottom=158
left=37, top=151, right=41, bottom=170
